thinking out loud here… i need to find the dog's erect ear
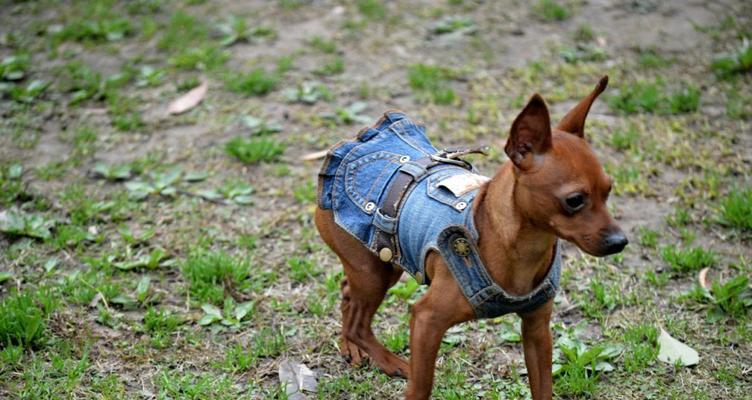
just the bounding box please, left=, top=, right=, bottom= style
left=556, top=75, right=608, bottom=138
left=505, top=94, right=552, bottom=170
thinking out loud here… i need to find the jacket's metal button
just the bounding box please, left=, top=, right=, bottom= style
left=453, top=237, right=471, bottom=257
left=455, top=201, right=467, bottom=211
left=379, top=247, right=393, bottom=262
left=399, top=156, right=410, bottom=163
left=365, top=202, right=376, bottom=211
left=415, top=271, right=424, bottom=284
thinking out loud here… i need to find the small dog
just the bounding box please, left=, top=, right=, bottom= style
left=315, top=76, right=627, bottom=399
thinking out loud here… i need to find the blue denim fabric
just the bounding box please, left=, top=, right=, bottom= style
left=318, top=111, right=561, bottom=317
left=317, top=111, right=439, bottom=249
left=396, top=168, right=480, bottom=276
left=438, top=226, right=561, bottom=319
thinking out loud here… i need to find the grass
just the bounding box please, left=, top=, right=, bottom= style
left=621, top=324, right=659, bottom=373
left=707, top=275, right=751, bottom=320
left=226, top=69, right=279, bottom=96
left=356, top=0, right=386, bottom=20
left=712, top=38, right=752, bottom=79
left=0, top=289, right=57, bottom=349
left=0, top=162, right=26, bottom=206
left=609, top=125, right=640, bottom=151
left=533, top=0, right=571, bottom=22
left=225, top=137, right=286, bottom=164
left=309, top=36, right=338, bottom=54
left=1, top=0, right=751, bottom=398
left=182, top=249, right=252, bottom=305
left=717, top=187, right=752, bottom=231
left=408, top=64, right=457, bottom=105
left=315, top=56, right=345, bottom=76
left=661, top=245, right=717, bottom=273
left=608, top=79, right=700, bottom=114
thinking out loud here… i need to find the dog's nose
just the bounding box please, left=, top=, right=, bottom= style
left=602, top=231, right=628, bottom=255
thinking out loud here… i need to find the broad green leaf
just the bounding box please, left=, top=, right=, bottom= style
left=0, top=271, right=13, bottom=283
left=196, top=190, right=222, bottom=201
left=199, top=303, right=223, bottom=326
left=136, top=276, right=151, bottom=302
left=233, top=301, right=255, bottom=321
left=44, top=258, right=59, bottom=273
left=8, top=163, right=23, bottom=179
left=183, top=171, right=209, bottom=182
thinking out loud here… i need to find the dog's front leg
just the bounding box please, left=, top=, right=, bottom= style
left=404, top=256, right=475, bottom=400
left=520, top=300, right=554, bottom=400
left=405, top=298, right=452, bottom=400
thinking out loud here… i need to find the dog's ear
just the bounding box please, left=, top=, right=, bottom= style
left=556, top=75, right=608, bottom=138
left=505, top=93, right=552, bottom=170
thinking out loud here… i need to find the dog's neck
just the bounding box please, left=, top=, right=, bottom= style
left=473, top=163, right=558, bottom=296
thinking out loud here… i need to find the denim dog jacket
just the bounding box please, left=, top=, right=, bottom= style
left=318, top=111, right=561, bottom=318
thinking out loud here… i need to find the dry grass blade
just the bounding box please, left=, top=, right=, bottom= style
left=300, top=149, right=328, bottom=161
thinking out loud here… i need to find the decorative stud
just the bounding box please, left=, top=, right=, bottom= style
left=399, top=155, right=410, bottom=163
left=379, top=247, right=393, bottom=262
left=453, top=237, right=471, bottom=257
left=365, top=202, right=376, bottom=212
left=455, top=201, right=467, bottom=211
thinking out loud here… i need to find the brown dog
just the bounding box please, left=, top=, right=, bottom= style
left=315, top=76, right=627, bottom=399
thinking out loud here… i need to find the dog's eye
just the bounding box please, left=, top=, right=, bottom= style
left=563, top=193, right=586, bottom=213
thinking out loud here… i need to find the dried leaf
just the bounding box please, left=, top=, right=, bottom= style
left=279, top=360, right=317, bottom=399
left=168, top=81, right=208, bottom=115
left=657, top=327, right=699, bottom=367
left=300, top=150, right=328, bottom=161
left=698, top=267, right=710, bottom=290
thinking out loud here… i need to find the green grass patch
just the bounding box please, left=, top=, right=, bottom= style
left=356, top=0, right=386, bottom=20
left=309, top=36, right=338, bottom=54
left=225, top=137, right=285, bottom=164
left=54, top=1, right=132, bottom=43
left=157, top=11, right=208, bottom=52
left=712, top=38, right=752, bottom=79
left=609, top=125, right=640, bottom=151
left=0, top=162, right=27, bottom=206
left=707, top=275, right=751, bottom=320
left=0, top=289, right=58, bottom=349
left=608, top=79, right=700, bottom=114
left=621, top=324, right=658, bottom=373
left=169, top=44, right=229, bottom=71
left=533, top=0, right=571, bottom=22
left=407, top=64, right=457, bottom=105
left=661, top=245, right=717, bottom=273
left=716, top=187, right=752, bottom=231
left=315, top=56, right=345, bottom=76
left=182, top=249, right=252, bottom=305
left=226, top=68, right=279, bottom=96
left=637, top=48, right=674, bottom=68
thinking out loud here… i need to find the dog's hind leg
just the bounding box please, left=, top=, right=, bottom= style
left=340, top=256, right=408, bottom=377
left=315, top=209, right=409, bottom=378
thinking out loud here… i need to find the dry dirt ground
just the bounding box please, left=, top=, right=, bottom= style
left=0, top=0, right=751, bottom=399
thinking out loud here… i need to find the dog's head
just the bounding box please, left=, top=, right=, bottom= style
left=504, top=76, right=627, bottom=257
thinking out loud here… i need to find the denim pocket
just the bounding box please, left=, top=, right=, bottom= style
left=426, top=169, right=478, bottom=211
left=345, top=151, right=401, bottom=213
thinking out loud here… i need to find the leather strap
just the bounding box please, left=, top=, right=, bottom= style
left=373, top=157, right=437, bottom=264
left=372, top=147, right=487, bottom=267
